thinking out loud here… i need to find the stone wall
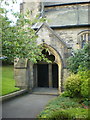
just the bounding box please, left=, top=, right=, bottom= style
left=53, top=27, right=89, bottom=49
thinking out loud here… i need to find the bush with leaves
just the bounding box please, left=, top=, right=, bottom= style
left=81, top=78, right=89, bottom=98
left=64, top=70, right=90, bottom=98
left=64, top=74, right=82, bottom=97
left=78, top=70, right=90, bottom=98
left=47, top=108, right=88, bottom=120
left=67, top=43, right=90, bottom=73
left=38, top=97, right=88, bottom=119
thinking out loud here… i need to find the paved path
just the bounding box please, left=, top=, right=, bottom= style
left=2, top=94, right=56, bottom=118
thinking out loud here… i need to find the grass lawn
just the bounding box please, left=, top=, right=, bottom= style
left=1, top=65, right=20, bottom=96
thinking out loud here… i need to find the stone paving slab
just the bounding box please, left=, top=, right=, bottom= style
left=32, top=87, right=58, bottom=95
left=2, top=94, right=56, bottom=118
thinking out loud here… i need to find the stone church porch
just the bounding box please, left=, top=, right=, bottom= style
left=14, top=43, right=68, bottom=95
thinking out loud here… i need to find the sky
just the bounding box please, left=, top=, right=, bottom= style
left=1, top=0, right=23, bottom=24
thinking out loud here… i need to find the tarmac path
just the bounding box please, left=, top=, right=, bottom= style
left=2, top=94, right=56, bottom=119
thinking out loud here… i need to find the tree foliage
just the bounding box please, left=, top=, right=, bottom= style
left=67, top=43, right=90, bottom=73
left=1, top=0, right=49, bottom=63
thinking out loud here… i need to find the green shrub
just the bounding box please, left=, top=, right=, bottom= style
left=60, top=91, right=70, bottom=97
left=81, top=78, right=89, bottom=98
left=82, top=98, right=90, bottom=107
left=47, top=96, right=81, bottom=109
left=48, top=110, right=74, bottom=120
left=64, top=70, right=90, bottom=98
left=40, top=108, right=88, bottom=120
left=38, top=96, right=82, bottom=119
left=78, top=70, right=90, bottom=80
left=2, top=58, right=14, bottom=65
left=78, top=70, right=90, bottom=98
left=66, top=108, right=88, bottom=119
left=65, top=74, right=81, bottom=97
left=67, top=43, right=90, bottom=73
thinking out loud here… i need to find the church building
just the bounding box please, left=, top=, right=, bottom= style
left=14, top=0, right=90, bottom=94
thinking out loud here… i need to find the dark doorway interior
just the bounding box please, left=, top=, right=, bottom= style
left=37, top=64, right=49, bottom=87
left=52, top=64, right=58, bottom=88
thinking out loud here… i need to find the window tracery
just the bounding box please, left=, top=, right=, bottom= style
left=78, top=30, right=90, bottom=48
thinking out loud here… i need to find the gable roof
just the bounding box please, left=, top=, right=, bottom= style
left=23, top=0, right=89, bottom=4
left=36, top=22, right=69, bottom=48
left=43, top=0, right=89, bottom=5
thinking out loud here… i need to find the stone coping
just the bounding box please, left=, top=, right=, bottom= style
left=0, top=89, right=28, bottom=101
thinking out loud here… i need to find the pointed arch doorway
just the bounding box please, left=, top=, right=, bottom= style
left=33, top=44, right=63, bottom=94
left=37, top=63, right=58, bottom=88
left=37, top=64, right=49, bottom=87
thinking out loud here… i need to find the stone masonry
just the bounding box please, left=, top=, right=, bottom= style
left=14, top=0, right=90, bottom=94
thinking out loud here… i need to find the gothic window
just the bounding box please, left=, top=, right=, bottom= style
left=78, top=31, right=90, bottom=48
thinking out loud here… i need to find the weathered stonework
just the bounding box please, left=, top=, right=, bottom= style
left=14, top=0, right=90, bottom=94
left=14, top=59, right=28, bottom=89
left=54, top=27, right=89, bottom=49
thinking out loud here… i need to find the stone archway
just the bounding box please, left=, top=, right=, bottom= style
left=14, top=23, right=69, bottom=94
left=33, top=44, right=63, bottom=94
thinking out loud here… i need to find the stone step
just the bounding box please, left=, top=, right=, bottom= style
left=32, top=87, right=59, bottom=95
